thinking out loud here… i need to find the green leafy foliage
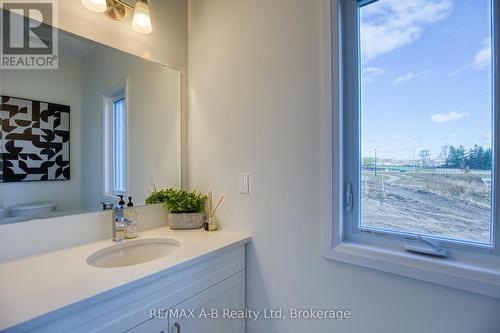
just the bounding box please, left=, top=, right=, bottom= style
left=146, top=188, right=207, bottom=214
left=445, top=144, right=492, bottom=170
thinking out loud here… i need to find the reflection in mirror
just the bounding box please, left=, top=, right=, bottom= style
left=0, top=30, right=181, bottom=224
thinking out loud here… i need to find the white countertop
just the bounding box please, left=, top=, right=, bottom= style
left=0, top=227, right=250, bottom=331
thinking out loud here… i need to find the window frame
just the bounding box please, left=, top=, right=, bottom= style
left=112, top=96, right=127, bottom=194
left=103, top=85, right=129, bottom=202
left=321, top=0, right=500, bottom=299
left=346, top=0, right=497, bottom=254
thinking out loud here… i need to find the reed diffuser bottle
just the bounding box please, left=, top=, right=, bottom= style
left=204, top=190, right=224, bottom=231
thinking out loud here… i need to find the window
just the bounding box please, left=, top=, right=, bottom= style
left=346, top=0, right=495, bottom=248
left=113, top=97, right=126, bottom=194
left=104, top=89, right=127, bottom=198
left=323, top=0, right=500, bottom=298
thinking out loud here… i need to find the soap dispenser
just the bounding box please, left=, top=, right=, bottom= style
left=118, top=195, right=126, bottom=207
left=124, top=196, right=138, bottom=239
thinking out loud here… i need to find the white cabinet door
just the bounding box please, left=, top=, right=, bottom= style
left=168, top=271, right=245, bottom=333
left=126, top=318, right=167, bottom=333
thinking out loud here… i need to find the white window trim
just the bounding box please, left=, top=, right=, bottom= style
left=102, top=80, right=130, bottom=203
left=321, top=0, right=500, bottom=298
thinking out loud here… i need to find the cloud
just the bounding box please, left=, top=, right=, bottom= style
left=360, top=0, right=452, bottom=63
left=472, top=38, right=491, bottom=70
left=431, top=111, right=468, bottom=123
left=363, top=67, right=385, bottom=83
left=393, top=70, right=431, bottom=85
left=451, top=38, right=491, bottom=75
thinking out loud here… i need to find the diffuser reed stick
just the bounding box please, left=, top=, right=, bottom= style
left=147, top=184, right=158, bottom=194
left=210, top=196, right=224, bottom=218
left=205, top=190, right=223, bottom=231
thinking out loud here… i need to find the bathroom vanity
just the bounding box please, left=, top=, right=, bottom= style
left=0, top=227, right=250, bottom=333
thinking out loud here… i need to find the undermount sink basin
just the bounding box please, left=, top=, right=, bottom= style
left=87, top=238, right=180, bottom=268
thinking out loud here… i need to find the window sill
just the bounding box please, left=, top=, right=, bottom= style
left=324, top=241, right=500, bottom=299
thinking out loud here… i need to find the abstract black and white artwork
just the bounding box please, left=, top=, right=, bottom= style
left=0, top=95, right=70, bottom=182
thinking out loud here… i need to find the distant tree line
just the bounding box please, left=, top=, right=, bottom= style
left=444, top=145, right=492, bottom=170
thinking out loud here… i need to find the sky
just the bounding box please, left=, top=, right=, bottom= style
left=360, top=0, right=493, bottom=161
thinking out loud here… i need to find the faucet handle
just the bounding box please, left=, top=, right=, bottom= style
left=100, top=201, right=113, bottom=210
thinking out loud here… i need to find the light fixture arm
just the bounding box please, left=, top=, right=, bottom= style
left=114, top=0, right=134, bottom=11
left=114, top=0, right=149, bottom=11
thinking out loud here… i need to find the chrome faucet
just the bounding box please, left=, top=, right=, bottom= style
left=100, top=201, right=113, bottom=211
left=112, top=204, right=131, bottom=242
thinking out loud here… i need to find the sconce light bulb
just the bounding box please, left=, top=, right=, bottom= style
left=81, top=0, right=107, bottom=13
left=132, top=0, right=152, bottom=34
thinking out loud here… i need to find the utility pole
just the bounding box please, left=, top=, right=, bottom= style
left=374, top=149, right=377, bottom=176
left=412, top=149, right=415, bottom=172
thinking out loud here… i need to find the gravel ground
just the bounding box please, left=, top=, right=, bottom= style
left=361, top=172, right=491, bottom=243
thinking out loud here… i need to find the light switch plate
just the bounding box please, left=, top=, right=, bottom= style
left=239, top=173, right=249, bottom=194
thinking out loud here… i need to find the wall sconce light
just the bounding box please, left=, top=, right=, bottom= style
left=81, top=0, right=152, bottom=34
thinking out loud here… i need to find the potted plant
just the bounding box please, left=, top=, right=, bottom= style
left=146, top=188, right=208, bottom=230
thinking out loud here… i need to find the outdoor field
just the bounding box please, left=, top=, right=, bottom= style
left=361, top=169, right=492, bottom=244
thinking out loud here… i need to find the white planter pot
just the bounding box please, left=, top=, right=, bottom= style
left=168, top=213, right=204, bottom=230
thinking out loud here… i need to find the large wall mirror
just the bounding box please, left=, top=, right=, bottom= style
left=0, top=28, right=181, bottom=224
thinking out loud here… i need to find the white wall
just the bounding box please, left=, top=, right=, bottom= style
left=188, top=0, right=500, bottom=332
left=81, top=45, right=181, bottom=209
left=58, top=0, right=189, bottom=188
left=0, top=52, right=83, bottom=213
